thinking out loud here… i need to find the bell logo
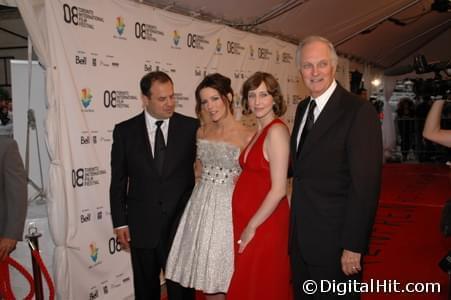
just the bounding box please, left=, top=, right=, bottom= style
left=75, top=55, right=87, bottom=65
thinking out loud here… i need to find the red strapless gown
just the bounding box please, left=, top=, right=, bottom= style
left=227, top=119, right=292, bottom=300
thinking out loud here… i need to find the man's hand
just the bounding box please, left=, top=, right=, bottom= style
left=114, top=227, right=131, bottom=252
left=341, top=249, right=361, bottom=276
left=0, top=237, right=18, bottom=261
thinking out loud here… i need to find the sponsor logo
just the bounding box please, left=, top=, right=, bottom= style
left=282, top=52, right=294, bottom=63
left=103, top=90, right=138, bottom=109
left=100, top=136, right=112, bottom=143
left=111, top=282, right=121, bottom=289
left=80, top=88, right=93, bottom=110
left=99, top=54, right=119, bottom=68
left=144, top=64, right=153, bottom=72
left=74, top=51, right=98, bottom=67
left=135, top=22, right=163, bottom=41
left=87, top=242, right=102, bottom=267
left=116, top=16, right=125, bottom=35
left=186, top=33, right=209, bottom=50
left=63, top=3, right=104, bottom=29
left=174, top=92, right=189, bottom=104
left=89, top=242, right=99, bottom=262
left=113, top=16, right=126, bottom=40
left=89, top=289, right=99, bottom=300
left=72, top=166, right=107, bottom=188
left=75, top=55, right=87, bottom=65
left=227, top=41, right=244, bottom=55
left=81, top=135, right=97, bottom=144
left=258, top=47, right=272, bottom=60
left=80, top=211, right=91, bottom=223
left=194, top=67, right=207, bottom=77
left=172, top=30, right=181, bottom=48
left=100, top=130, right=113, bottom=143
left=249, top=45, right=255, bottom=59
left=100, top=60, right=109, bottom=67
left=233, top=71, right=244, bottom=79
left=215, top=38, right=222, bottom=54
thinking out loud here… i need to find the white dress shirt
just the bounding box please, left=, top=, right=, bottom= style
left=145, top=110, right=169, bottom=156
left=296, top=80, right=337, bottom=149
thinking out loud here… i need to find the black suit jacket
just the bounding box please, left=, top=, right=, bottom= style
left=110, top=112, right=198, bottom=249
left=290, top=84, right=382, bottom=265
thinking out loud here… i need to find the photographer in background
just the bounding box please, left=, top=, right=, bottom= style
left=423, top=99, right=451, bottom=147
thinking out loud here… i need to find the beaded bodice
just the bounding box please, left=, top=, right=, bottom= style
left=197, top=139, right=241, bottom=185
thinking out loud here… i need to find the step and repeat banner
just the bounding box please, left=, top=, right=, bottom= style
left=42, top=0, right=349, bottom=298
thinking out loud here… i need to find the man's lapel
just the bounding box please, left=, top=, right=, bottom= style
left=291, top=98, right=309, bottom=164
left=138, top=112, right=157, bottom=171
left=162, top=113, right=180, bottom=177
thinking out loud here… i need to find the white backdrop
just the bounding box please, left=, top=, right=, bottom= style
left=15, top=0, right=351, bottom=298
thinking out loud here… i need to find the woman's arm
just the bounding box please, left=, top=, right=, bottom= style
left=423, top=100, right=451, bottom=147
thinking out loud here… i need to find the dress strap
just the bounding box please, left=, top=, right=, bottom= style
left=261, top=118, right=286, bottom=135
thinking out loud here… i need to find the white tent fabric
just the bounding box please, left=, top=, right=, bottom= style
left=0, top=0, right=17, bottom=7
left=15, top=0, right=71, bottom=298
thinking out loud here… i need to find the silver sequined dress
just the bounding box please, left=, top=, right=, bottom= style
left=165, top=139, right=241, bottom=293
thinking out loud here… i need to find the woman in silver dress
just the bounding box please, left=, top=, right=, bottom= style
left=165, top=73, right=254, bottom=300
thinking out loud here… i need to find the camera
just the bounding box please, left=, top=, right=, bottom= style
left=411, top=55, right=451, bottom=99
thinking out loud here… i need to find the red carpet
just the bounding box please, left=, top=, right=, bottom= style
left=163, top=164, right=450, bottom=300
left=363, top=164, right=450, bottom=299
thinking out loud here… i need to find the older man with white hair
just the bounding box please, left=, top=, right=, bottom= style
left=289, top=36, right=383, bottom=299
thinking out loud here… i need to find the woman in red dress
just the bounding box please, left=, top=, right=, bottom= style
left=227, top=72, right=292, bottom=300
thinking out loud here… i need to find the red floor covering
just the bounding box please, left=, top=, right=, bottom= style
left=163, top=164, right=450, bottom=300
left=363, top=164, right=450, bottom=299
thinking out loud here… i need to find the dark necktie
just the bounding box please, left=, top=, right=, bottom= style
left=297, top=99, right=316, bottom=158
left=154, top=120, right=166, bottom=175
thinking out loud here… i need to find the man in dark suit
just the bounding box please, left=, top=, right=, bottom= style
left=110, top=71, right=198, bottom=300
left=0, top=136, right=27, bottom=262
left=290, top=36, right=382, bottom=299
